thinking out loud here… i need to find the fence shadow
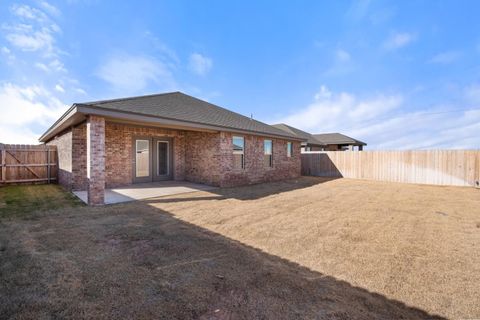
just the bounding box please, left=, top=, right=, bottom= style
left=302, top=153, right=343, bottom=178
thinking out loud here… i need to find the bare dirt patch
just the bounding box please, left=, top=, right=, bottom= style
left=1, top=178, right=479, bottom=319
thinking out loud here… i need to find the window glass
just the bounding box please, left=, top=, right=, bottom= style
left=135, top=140, right=150, bottom=177
left=233, top=136, right=244, bottom=169
left=264, top=140, right=273, bottom=167
left=287, top=142, right=292, bottom=157
left=157, top=141, right=168, bottom=175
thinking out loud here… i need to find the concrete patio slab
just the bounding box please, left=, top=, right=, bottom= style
left=73, top=181, right=217, bottom=205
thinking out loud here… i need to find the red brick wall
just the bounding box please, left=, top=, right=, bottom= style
left=86, top=116, right=106, bottom=205
left=183, top=131, right=301, bottom=187
left=46, top=129, right=72, bottom=189
left=104, top=123, right=186, bottom=188
left=184, top=131, right=222, bottom=185
left=49, top=120, right=301, bottom=190
left=217, top=132, right=301, bottom=187
left=45, top=123, right=88, bottom=191
left=72, top=123, right=87, bottom=190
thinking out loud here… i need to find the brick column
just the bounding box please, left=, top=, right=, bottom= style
left=86, top=116, right=105, bottom=205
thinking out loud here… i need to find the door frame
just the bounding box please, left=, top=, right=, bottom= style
left=132, top=136, right=153, bottom=183
left=132, top=136, right=174, bottom=183
left=152, top=137, right=173, bottom=181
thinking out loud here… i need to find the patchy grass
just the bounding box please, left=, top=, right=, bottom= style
left=0, top=184, right=83, bottom=219
left=0, top=178, right=479, bottom=319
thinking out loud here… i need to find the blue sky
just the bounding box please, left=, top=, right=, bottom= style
left=0, top=0, right=479, bottom=149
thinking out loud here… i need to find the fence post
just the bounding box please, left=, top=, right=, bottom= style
left=47, top=148, right=51, bottom=184
left=1, top=149, right=5, bottom=183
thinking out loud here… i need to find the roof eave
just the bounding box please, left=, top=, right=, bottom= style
left=38, top=104, right=81, bottom=142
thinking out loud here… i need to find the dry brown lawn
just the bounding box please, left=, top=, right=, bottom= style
left=1, top=178, right=479, bottom=319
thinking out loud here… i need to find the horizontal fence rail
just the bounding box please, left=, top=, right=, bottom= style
left=0, top=144, right=57, bottom=184
left=301, top=150, right=480, bottom=187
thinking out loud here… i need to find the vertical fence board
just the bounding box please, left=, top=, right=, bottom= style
left=0, top=144, right=57, bottom=184
left=301, top=150, right=480, bottom=187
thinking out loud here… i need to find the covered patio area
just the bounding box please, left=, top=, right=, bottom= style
left=73, top=181, right=216, bottom=205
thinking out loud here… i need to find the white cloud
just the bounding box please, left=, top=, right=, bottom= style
left=0, top=3, right=86, bottom=145
left=35, top=62, right=49, bottom=72
left=274, top=85, right=480, bottom=150
left=0, top=126, right=43, bottom=145
left=345, top=0, right=371, bottom=21
left=1, top=46, right=15, bottom=63
left=428, top=51, right=461, bottom=64
left=324, top=49, right=354, bottom=76
left=39, top=1, right=61, bottom=17
left=0, top=83, right=65, bottom=126
left=11, top=4, right=48, bottom=22
left=465, top=83, right=480, bottom=103
left=49, top=59, right=66, bottom=72
left=3, top=4, right=61, bottom=57
left=0, top=83, right=68, bottom=143
left=350, top=108, right=480, bottom=150
left=75, top=88, right=87, bottom=95
left=335, top=49, right=351, bottom=62
left=96, top=54, right=177, bottom=94
left=277, top=86, right=402, bottom=132
left=369, top=7, right=396, bottom=25
left=33, top=59, right=67, bottom=73
left=55, top=84, right=65, bottom=92
left=1, top=46, right=11, bottom=54
left=4, top=24, right=55, bottom=52
left=383, top=32, right=416, bottom=50
left=189, top=53, right=213, bottom=76
left=143, top=31, right=180, bottom=65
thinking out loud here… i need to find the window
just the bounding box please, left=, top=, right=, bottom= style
left=264, top=140, right=273, bottom=167
left=135, top=139, right=150, bottom=177
left=233, top=136, right=245, bottom=169
left=287, top=142, right=293, bottom=157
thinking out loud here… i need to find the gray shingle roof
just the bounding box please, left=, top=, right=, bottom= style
left=272, top=123, right=325, bottom=146
left=272, top=123, right=367, bottom=146
left=313, top=133, right=366, bottom=146
left=82, top=92, right=298, bottom=139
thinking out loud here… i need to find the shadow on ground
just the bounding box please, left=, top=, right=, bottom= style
left=0, top=182, right=445, bottom=320
left=147, top=176, right=339, bottom=204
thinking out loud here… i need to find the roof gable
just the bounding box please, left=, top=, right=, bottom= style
left=40, top=92, right=302, bottom=142
left=84, top=92, right=297, bottom=139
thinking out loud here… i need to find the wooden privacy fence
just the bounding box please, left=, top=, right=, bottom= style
left=0, top=144, right=57, bottom=184
left=301, top=150, right=480, bottom=187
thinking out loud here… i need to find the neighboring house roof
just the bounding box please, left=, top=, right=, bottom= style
left=271, top=123, right=367, bottom=147
left=272, top=123, right=325, bottom=146
left=39, top=92, right=302, bottom=142
left=312, top=133, right=367, bottom=146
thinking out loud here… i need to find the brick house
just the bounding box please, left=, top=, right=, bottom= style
left=40, top=92, right=302, bottom=205
left=273, top=123, right=366, bottom=152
